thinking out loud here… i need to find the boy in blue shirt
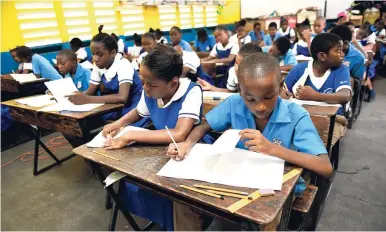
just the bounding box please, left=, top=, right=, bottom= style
left=285, top=33, right=351, bottom=146
left=263, top=22, right=282, bottom=46
left=248, top=22, right=265, bottom=44
left=15, top=46, right=62, bottom=80
left=56, top=49, right=90, bottom=92
left=263, top=36, right=297, bottom=71
left=169, top=26, right=192, bottom=52
left=168, top=52, right=333, bottom=231
left=194, top=28, right=216, bottom=53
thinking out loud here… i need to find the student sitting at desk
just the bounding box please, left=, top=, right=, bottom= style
left=132, top=32, right=157, bottom=70
left=197, top=43, right=262, bottom=92
left=101, top=45, right=203, bottom=230
left=285, top=33, right=351, bottom=145
left=263, top=36, right=298, bottom=71
left=263, top=22, right=282, bottom=46
left=127, top=33, right=143, bottom=58
left=67, top=33, right=145, bottom=123
left=111, top=33, right=127, bottom=56
left=279, top=17, right=296, bottom=45
left=155, top=28, right=168, bottom=44
left=56, top=49, right=90, bottom=92
left=312, top=16, right=326, bottom=36
left=170, top=26, right=193, bottom=52
left=293, top=18, right=313, bottom=57
left=70, top=38, right=88, bottom=63
left=194, top=28, right=216, bottom=53
left=230, top=19, right=251, bottom=47
left=10, top=47, right=31, bottom=74
left=248, top=22, right=265, bottom=44
left=174, top=45, right=202, bottom=82
left=168, top=52, right=333, bottom=231
left=15, top=46, right=62, bottom=80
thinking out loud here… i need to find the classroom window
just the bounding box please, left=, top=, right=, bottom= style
left=204, top=5, right=218, bottom=27
left=120, top=6, right=145, bottom=36
left=158, top=5, right=177, bottom=31
left=178, top=5, right=192, bottom=29
left=92, top=1, right=118, bottom=34
left=62, top=1, right=91, bottom=41
left=192, top=5, right=204, bottom=28
left=15, top=1, right=62, bottom=47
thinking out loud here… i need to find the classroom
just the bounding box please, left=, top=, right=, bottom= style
left=1, top=0, right=386, bottom=231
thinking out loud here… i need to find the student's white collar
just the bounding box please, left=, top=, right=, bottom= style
left=216, top=41, right=233, bottom=50
left=307, top=60, right=331, bottom=89
left=98, top=54, right=122, bottom=82
left=157, top=78, right=191, bottom=108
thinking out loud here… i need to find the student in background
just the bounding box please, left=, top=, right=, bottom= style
left=101, top=45, right=203, bottom=230
left=197, top=43, right=262, bottom=93
left=327, top=23, right=338, bottom=33
left=168, top=52, right=333, bottom=231
left=131, top=32, right=158, bottom=70
left=279, top=17, right=296, bottom=45
left=70, top=38, right=88, bottom=63
left=127, top=33, right=143, bottom=58
left=263, top=22, right=282, bottom=46
left=10, top=47, right=31, bottom=74
left=374, top=18, right=385, bottom=39
left=193, top=28, right=216, bottom=53
left=230, top=19, right=251, bottom=47
left=67, top=33, right=145, bottom=123
left=15, top=46, right=62, bottom=80
left=173, top=45, right=201, bottom=82
left=263, top=36, right=297, bottom=71
left=293, top=18, right=313, bottom=57
left=337, top=12, right=349, bottom=25
left=343, top=21, right=368, bottom=58
left=111, top=33, right=127, bottom=56
left=313, top=16, right=326, bottom=36
left=285, top=33, right=351, bottom=145
left=155, top=28, right=168, bottom=44
left=248, top=22, right=265, bottom=44
left=56, top=49, right=90, bottom=92
left=169, top=26, right=192, bottom=51
left=356, top=26, right=376, bottom=50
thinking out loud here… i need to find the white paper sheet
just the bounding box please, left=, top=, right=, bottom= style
left=15, top=95, right=56, bottom=107
left=203, top=91, right=237, bottom=100
left=212, top=129, right=241, bottom=154
left=86, top=126, right=149, bottom=148
left=80, top=60, right=94, bottom=70
left=10, top=73, right=41, bottom=83
left=289, top=98, right=341, bottom=108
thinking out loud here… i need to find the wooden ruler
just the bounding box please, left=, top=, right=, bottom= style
left=227, top=168, right=302, bottom=213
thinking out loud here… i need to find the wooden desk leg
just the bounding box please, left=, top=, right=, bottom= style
left=278, top=190, right=294, bottom=231
left=30, top=127, right=75, bottom=176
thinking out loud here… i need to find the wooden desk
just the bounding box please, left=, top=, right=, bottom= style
left=73, top=144, right=301, bottom=230
left=1, top=96, right=123, bottom=175
left=1, top=74, right=47, bottom=95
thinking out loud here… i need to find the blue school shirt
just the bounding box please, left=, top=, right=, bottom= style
left=31, top=54, right=62, bottom=80
left=263, top=32, right=282, bottom=46
left=174, top=40, right=193, bottom=52
left=65, top=64, right=90, bottom=92
left=285, top=61, right=351, bottom=114
left=194, top=35, right=216, bottom=52
left=205, top=95, right=327, bottom=196
left=343, top=43, right=365, bottom=80
left=262, top=46, right=297, bottom=66
left=249, top=30, right=265, bottom=41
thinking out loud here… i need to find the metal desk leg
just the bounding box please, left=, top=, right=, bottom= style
left=326, top=115, right=336, bottom=156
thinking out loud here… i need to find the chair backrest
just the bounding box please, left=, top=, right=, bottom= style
left=309, top=114, right=331, bottom=147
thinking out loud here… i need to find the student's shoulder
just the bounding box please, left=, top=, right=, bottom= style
left=225, top=93, right=243, bottom=105
left=281, top=98, right=310, bottom=121
left=331, top=63, right=350, bottom=75
left=292, top=61, right=308, bottom=72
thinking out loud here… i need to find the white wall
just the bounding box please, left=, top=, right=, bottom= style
left=241, top=0, right=352, bottom=19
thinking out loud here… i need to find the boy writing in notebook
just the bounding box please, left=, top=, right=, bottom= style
left=167, top=52, right=332, bottom=231
left=285, top=33, right=351, bottom=146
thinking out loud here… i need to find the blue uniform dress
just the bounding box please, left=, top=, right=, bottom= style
left=194, top=35, right=216, bottom=52
left=31, top=54, right=62, bottom=80
left=262, top=46, right=298, bottom=66
left=285, top=61, right=351, bottom=115
left=210, top=42, right=238, bottom=88
left=343, top=43, right=365, bottom=80
left=90, top=56, right=147, bottom=125
left=358, top=37, right=377, bottom=79
left=248, top=30, right=265, bottom=42
left=205, top=95, right=327, bottom=196
left=120, top=79, right=203, bottom=230
left=263, top=32, right=282, bottom=46
left=293, top=39, right=311, bottom=56
left=174, top=39, right=193, bottom=52
left=65, top=63, right=91, bottom=92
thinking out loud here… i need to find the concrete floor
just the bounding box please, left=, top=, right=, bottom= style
left=1, top=78, right=386, bottom=231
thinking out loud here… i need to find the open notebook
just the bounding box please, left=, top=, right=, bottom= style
left=157, top=129, right=285, bottom=190
left=87, top=126, right=149, bottom=148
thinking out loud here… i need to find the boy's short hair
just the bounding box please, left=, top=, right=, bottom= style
left=330, top=25, right=352, bottom=42
left=215, top=25, right=228, bottom=32
left=238, top=43, right=262, bottom=57
left=310, top=33, right=342, bottom=60
left=316, top=16, right=326, bottom=22
left=268, top=22, right=278, bottom=29
left=274, top=36, right=291, bottom=55
left=238, top=52, right=280, bottom=82
left=57, top=49, right=77, bottom=62
left=197, top=28, right=207, bottom=39
left=235, top=19, right=247, bottom=29
left=253, top=22, right=261, bottom=28
left=142, top=32, right=156, bottom=41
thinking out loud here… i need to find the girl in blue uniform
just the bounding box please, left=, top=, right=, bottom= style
left=293, top=19, right=312, bottom=57
left=169, top=26, right=192, bottom=51
left=67, top=33, right=145, bottom=123
left=101, top=44, right=203, bottom=230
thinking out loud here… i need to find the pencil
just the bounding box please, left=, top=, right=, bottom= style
left=12, top=70, right=15, bottom=74
left=165, top=126, right=180, bottom=153
left=206, top=190, right=246, bottom=199
left=179, top=185, right=224, bottom=199
left=193, top=184, right=249, bottom=196
left=283, top=82, right=289, bottom=92
left=92, top=150, right=120, bottom=162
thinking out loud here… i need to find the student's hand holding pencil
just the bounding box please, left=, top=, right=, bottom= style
left=197, top=78, right=214, bottom=91
left=240, top=129, right=274, bottom=155
left=104, top=137, right=128, bottom=150
left=67, top=91, right=90, bottom=105
left=166, top=141, right=191, bottom=161
left=102, top=122, right=122, bottom=138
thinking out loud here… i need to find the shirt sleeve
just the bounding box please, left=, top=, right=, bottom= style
left=290, top=28, right=296, bottom=37
left=230, top=43, right=239, bottom=55
left=379, top=29, right=386, bottom=37
left=210, top=44, right=218, bottom=57
left=23, top=63, right=33, bottom=70
left=136, top=91, right=150, bottom=118
left=182, top=41, right=193, bottom=52
left=285, top=64, right=302, bottom=93
left=205, top=96, right=232, bottom=131
left=334, top=65, right=352, bottom=93
left=76, top=49, right=87, bottom=60
left=32, top=59, right=40, bottom=75
left=183, top=52, right=200, bottom=74
left=244, top=35, right=251, bottom=44
left=293, top=113, right=328, bottom=155
left=284, top=52, right=298, bottom=66
left=227, top=67, right=238, bottom=91
left=179, top=85, right=202, bottom=124
left=368, top=33, right=376, bottom=44
left=292, top=43, right=298, bottom=55
left=118, top=40, right=125, bottom=53
left=117, top=59, right=134, bottom=85
left=350, top=59, right=365, bottom=80
left=90, top=66, right=101, bottom=85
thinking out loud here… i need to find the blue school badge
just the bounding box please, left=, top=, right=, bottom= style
left=343, top=61, right=350, bottom=68
left=77, top=81, right=82, bottom=89
left=273, top=138, right=283, bottom=146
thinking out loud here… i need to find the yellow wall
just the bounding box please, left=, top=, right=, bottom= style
left=0, top=1, right=240, bottom=52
